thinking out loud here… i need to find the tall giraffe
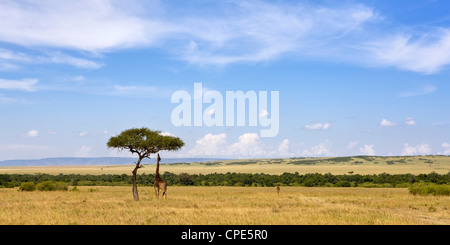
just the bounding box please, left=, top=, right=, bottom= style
left=154, top=153, right=167, bottom=200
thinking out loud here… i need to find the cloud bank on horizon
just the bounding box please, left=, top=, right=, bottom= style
left=1, top=0, right=450, bottom=160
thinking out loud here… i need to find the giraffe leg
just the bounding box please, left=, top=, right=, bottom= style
left=154, top=186, right=159, bottom=199
left=161, top=183, right=167, bottom=200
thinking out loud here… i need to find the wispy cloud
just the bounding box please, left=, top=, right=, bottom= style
left=364, top=29, right=450, bottom=74
left=172, top=2, right=377, bottom=66
left=0, top=0, right=151, bottom=52
left=0, top=0, right=376, bottom=67
left=47, top=130, right=57, bottom=135
left=0, top=0, right=449, bottom=74
left=74, top=145, right=92, bottom=157
left=44, top=52, right=103, bottom=69
left=399, top=84, right=437, bottom=97
left=0, top=93, right=28, bottom=104
left=0, top=48, right=102, bottom=69
left=305, top=122, right=331, bottom=131
left=110, top=85, right=157, bottom=96
left=0, top=78, right=38, bottom=91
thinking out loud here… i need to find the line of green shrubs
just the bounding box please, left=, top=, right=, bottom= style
left=409, top=183, right=450, bottom=196
left=3, top=171, right=449, bottom=189
left=12, top=176, right=450, bottom=196
left=18, top=181, right=69, bottom=191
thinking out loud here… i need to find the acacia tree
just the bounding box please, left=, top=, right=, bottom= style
left=107, top=127, right=184, bottom=201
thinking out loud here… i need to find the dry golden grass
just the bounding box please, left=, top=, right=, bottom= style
left=1, top=186, right=448, bottom=225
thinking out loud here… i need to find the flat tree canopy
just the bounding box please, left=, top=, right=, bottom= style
left=107, top=127, right=184, bottom=158
left=107, top=127, right=184, bottom=201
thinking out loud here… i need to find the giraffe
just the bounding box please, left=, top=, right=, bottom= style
left=154, top=153, right=167, bottom=200
left=276, top=184, right=280, bottom=194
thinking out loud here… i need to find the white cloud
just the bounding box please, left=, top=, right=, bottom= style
left=187, top=133, right=228, bottom=157
left=359, top=144, right=376, bottom=156
left=0, top=62, right=20, bottom=71
left=404, top=117, right=416, bottom=126
left=0, top=93, right=28, bottom=104
left=44, top=52, right=103, bottom=69
left=26, top=129, right=39, bottom=138
left=186, top=133, right=292, bottom=158
left=347, top=140, right=359, bottom=150
left=399, top=84, right=437, bottom=98
left=0, top=1, right=151, bottom=52
left=439, top=142, right=450, bottom=155
left=402, top=143, right=431, bottom=156
left=0, top=48, right=102, bottom=69
left=432, top=121, right=449, bottom=127
left=78, top=132, right=88, bottom=137
left=176, top=2, right=376, bottom=66
left=305, top=122, right=331, bottom=130
left=301, top=140, right=332, bottom=156
left=380, top=118, right=397, bottom=127
left=228, top=133, right=266, bottom=157
left=1, top=1, right=447, bottom=73
left=0, top=78, right=38, bottom=91
left=0, top=0, right=376, bottom=67
left=0, top=48, right=32, bottom=62
left=110, top=85, right=158, bottom=96
left=159, top=132, right=174, bottom=137
left=47, top=130, right=57, bottom=135
left=72, top=76, right=85, bottom=82
left=277, top=139, right=290, bottom=156
left=0, top=144, right=56, bottom=160
left=365, top=29, right=450, bottom=74
left=74, top=145, right=92, bottom=157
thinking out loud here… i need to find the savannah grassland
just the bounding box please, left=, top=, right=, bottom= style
left=1, top=155, right=449, bottom=225
left=0, top=186, right=449, bottom=225
left=2, top=155, right=450, bottom=175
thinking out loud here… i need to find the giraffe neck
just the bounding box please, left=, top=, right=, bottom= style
left=156, top=155, right=160, bottom=177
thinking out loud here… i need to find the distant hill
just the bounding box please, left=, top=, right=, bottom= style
left=0, top=157, right=227, bottom=166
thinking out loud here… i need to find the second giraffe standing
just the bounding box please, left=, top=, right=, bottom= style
left=154, top=153, right=167, bottom=200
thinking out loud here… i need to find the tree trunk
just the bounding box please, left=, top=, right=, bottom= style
left=131, top=157, right=143, bottom=201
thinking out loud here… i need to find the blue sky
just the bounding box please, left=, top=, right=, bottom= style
left=1, top=0, right=450, bottom=160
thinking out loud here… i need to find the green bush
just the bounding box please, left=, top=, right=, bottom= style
left=36, top=181, right=56, bottom=191
left=78, top=180, right=96, bottom=186
left=55, top=181, right=69, bottom=191
left=335, top=181, right=351, bottom=187
left=2, top=181, right=19, bottom=188
left=19, top=182, right=36, bottom=191
left=359, top=182, right=378, bottom=188
left=409, top=183, right=450, bottom=196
